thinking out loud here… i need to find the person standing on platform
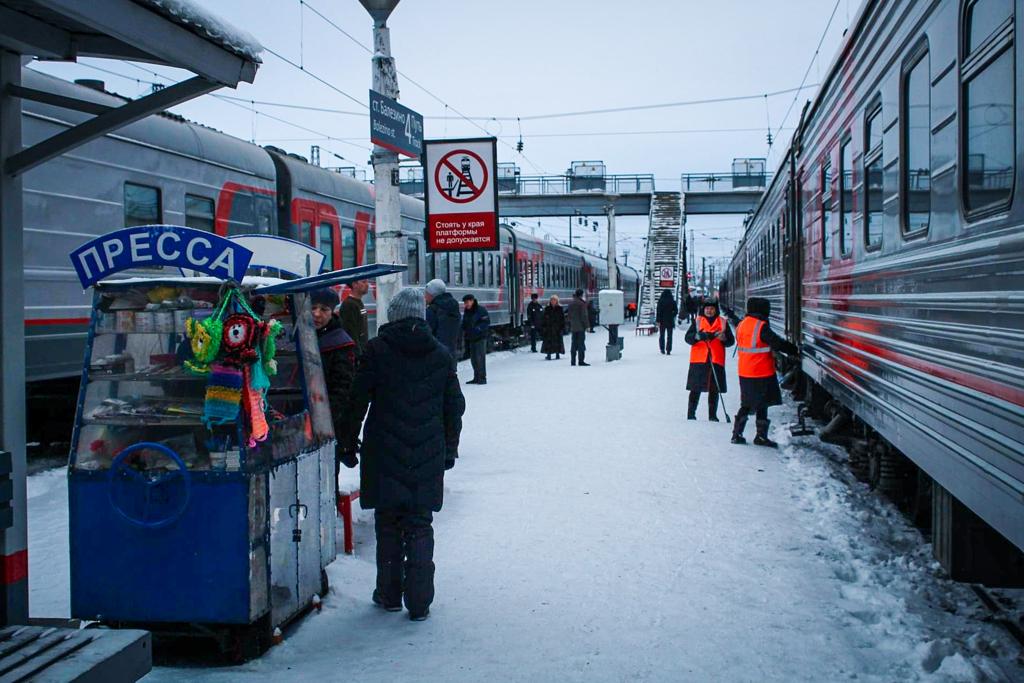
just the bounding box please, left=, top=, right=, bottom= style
left=626, top=301, right=637, bottom=321
left=340, top=279, right=370, bottom=357
left=541, top=295, right=565, bottom=360
left=525, top=293, right=544, bottom=353
left=656, top=290, right=679, bottom=354
left=731, top=297, right=799, bottom=447
left=461, top=294, right=490, bottom=384
left=684, top=298, right=734, bottom=421
left=587, top=297, right=598, bottom=333
left=310, top=287, right=357, bottom=497
left=567, top=289, right=591, bottom=366
left=683, top=292, right=698, bottom=325
left=338, top=288, right=465, bottom=622
left=425, top=279, right=460, bottom=356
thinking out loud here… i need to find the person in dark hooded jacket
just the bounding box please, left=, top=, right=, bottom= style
left=461, top=294, right=490, bottom=384
left=731, top=297, right=799, bottom=447
left=684, top=298, right=734, bottom=420
left=541, top=295, right=565, bottom=360
left=339, top=288, right=465, bottom=621
left=424, top=279, right=460, bottom=356
left=656, top=290, right=679, bottom=354
left=310, top=287, right=357, bottom=493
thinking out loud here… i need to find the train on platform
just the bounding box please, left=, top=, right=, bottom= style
left=720, top=0, right=1024, bottom=582
left=19, top=68, right=638, bottom=439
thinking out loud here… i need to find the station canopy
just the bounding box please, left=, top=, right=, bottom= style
left=0, top=0, right=263, bottom=175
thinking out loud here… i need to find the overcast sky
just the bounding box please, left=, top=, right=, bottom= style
left=31, top=0, right=852, bottom=266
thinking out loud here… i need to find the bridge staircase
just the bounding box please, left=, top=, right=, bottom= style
left=637, top=192, right=684, bottom=325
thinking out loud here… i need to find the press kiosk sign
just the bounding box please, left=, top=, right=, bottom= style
left=424, top=137, right=499, bottom=251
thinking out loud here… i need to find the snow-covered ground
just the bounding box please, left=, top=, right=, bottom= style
left=27, top=325, right=1024, bottom=681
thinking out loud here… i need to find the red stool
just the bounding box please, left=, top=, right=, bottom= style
left=337, top=490, right=360, bottom=554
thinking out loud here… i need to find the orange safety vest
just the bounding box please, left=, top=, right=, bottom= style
left=689, top=315, right=725, bottom=366
left=736, top=316, right=775, bottom=378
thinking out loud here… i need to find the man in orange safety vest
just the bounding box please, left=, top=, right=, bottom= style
left=731, top=297, right=799, bottom=447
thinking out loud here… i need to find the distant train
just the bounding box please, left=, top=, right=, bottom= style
left=721, top=0, right=1023, bottom=581
left=20, top=68, right=638, bottom=391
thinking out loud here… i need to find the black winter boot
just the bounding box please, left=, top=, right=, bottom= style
left=753, top=420, right=777, bottom=448
left=731, top=415, right=748, bottom=444
left=708, top=392, right=720, bottom=422
left=686, top=391, right=699, bottom=420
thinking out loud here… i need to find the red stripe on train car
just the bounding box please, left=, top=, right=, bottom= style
left=25, top=318, right=90, bottom=326
left=1, top=550, right=27, bottom=585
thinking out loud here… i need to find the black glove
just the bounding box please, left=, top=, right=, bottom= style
left=444, top=449, right=458, bottom=471
left=336, top=444, right=358, bottom=469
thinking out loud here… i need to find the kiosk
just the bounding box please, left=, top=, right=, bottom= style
left=65, top=226, right=402, bottom=658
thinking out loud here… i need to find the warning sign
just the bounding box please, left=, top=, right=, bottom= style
left=424, top=138, right=498, bottom=251
left=658, top=266, right=674, bottom=287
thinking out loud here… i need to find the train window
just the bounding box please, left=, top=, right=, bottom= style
left=318, top=222, right=334, bottom=271
left=299, top=220, right=313, bottom=245
left=966, top=0, right=1013, bottom=54
left=820, top=159, right=832, bottom=259
left=902, top=46, right=931, bottom=234
left=864, top=103, right=884, bottom=249
left=437, top=252, right=449, bottom=282
left=405, top=240, right=419, bottom=284
left=341, top=226, right=356, bottom=268
left=453, top=252, right=462, bottom=284
left=363, top=230, right=375, bottom=265
left=962, top=0, right=1015, bottom=215
left=425, top=252, right=435, bottom=282
left=839, top=136, right=853, bottom=256
left=124, top=182, right=160, bottom=227
left=254, top=195, right=273, bottom=234
left=231, top=193, right=255, bottom=236
left=487, top=254, right=495, bottom=286
left=184, top=194, right=214, bottom=232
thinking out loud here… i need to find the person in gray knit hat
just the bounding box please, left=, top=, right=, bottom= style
left=424, top=279, right=460, bottom=355
left=387, top=287, right=426, bottom=322
left=340, top=284, right=465, bottom=622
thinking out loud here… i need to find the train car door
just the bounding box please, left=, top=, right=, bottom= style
left=784, top=175, right=803, bottom=342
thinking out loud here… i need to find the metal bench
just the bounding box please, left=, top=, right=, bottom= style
left=635, top=324, right=657, bottom=336
left=0, top=624, right=150, bottom=682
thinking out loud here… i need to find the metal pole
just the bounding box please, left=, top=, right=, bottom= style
left=701, top=256, right=706, bottom=294
left=605, top=196, right=619, bottom=361
left=364, top=3, right=402, bottom=327
left=0, top=50, right=28, bottom=624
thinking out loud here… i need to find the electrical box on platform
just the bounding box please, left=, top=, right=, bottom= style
left=599, top=289, right=624, bottom=325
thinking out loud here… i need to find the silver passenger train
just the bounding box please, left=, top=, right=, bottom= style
left=722, top=0, right=1024, bottom=581
left=20, top=69, right=638, bottom=435
left=21, top=69, right=638, bottom=369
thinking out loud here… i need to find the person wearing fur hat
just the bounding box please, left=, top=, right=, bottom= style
left=731, top=297, right=799, bottom=447
left=339, top=287, right=466, bottom=621
left=424, top=279, right=460, bottom=356
left=684, top=298, right=734, bottom=420
left=310, top=287, right=357, bottom=492
left=461, top=294, right=490, bottom=384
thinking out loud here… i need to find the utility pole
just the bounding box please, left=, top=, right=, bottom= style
left=606, top=196, right=620, bottom=361
left=701, top=256, right=706, bottom=294
left=360, top=0, right=402, bottom=326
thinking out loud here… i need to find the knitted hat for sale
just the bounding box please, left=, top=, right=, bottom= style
left=309, top=287, right=338, bottom=310
left=388, top=288, right=426, bottom=322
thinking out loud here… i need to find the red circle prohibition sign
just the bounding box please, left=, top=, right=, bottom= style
left=434, top=149, right=489, bottom=204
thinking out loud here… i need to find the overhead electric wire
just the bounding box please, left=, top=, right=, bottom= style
left=770, top=0, right=842, bottom=157
left=262, top=46, right=368, bottom=110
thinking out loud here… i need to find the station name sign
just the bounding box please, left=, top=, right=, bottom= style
left=370, top=90, right=424, bottom=158
left=70, top=225, right=253, bottom=288
left=423, top=138, right=499, bottom=252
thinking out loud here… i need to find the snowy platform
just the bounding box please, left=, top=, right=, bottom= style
left=28, top=326, right=1024, bottom=681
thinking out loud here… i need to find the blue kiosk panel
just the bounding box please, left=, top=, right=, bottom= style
left=70, top=474, right=258, bottom=625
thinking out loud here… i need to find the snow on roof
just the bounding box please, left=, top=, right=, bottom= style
left=97, top=275, right=285, bottom=289
left=134, top=0, right=263, bottom=62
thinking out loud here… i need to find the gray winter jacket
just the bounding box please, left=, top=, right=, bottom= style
left=567, top=297, right=590, bottom=333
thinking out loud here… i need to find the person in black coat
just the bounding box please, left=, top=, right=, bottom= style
left=339, top=288, right=465, bottom=621
left=525, top=293, right=544, bottom=352
left=540, top=295, right=565, bottom=360
left=656, top=290, right=679, bottom=354
left=461, top=294, right=490, bottom=384
left=731, top=297, right=799, bottom=447
left=311, top=288, right=357, bottom=493
left=424, top=279, right=460, bottom=356
left=683, top=298, right=734, bottom=420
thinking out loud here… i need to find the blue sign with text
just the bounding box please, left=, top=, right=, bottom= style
left=370, top=89, right=423, bottom=158
left=69, top=225, right=254, bottom=288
